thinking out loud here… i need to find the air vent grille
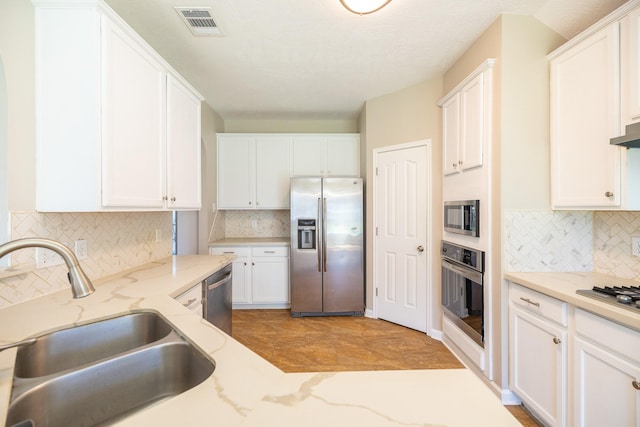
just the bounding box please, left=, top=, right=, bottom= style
left=175, top=7, right=224, bottom=36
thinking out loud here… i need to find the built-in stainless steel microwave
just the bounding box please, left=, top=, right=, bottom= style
left=444, top=200, right=479, bottom=237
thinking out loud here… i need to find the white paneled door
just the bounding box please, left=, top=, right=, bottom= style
left=375, top=143, right=428, bottom=332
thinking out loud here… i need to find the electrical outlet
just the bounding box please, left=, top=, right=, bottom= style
left=632, top=237, right=640, bottom=257
left=155, top=229, right=162, bottom=243
left=74, top=239, right=88, bottom=260
left=36, top=247, right=65, bottom=268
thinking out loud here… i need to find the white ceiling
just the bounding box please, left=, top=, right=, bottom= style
left=105, top=0, right=627, bottom=120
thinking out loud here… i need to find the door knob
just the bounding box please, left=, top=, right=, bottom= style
left=605, top=191, right=614, bottom=197
left=417, top=246, right=424, bottom=252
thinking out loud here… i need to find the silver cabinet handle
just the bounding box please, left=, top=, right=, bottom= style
left=633, top=380, right=640, bottom=390
left=605, top=191, right=614, bottom=197
left=553, top=337, right=561, bottom=344
left=519, top=297, right=540, bottom=307
left=417, top=246, right=424, bottom=252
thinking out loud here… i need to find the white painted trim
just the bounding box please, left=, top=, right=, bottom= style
left=501, top=389, right=522, bottom=406
left=548, top=0, right=640, bottom=60
left=364, top=308, right=375, bottom=318
left=438, top=58, right=496, bottom=106
left=372, top=139, right=432, bottom=333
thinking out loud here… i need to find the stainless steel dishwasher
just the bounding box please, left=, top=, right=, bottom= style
left=204, top=264, right=232, bottom=335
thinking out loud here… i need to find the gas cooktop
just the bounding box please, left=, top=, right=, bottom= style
left=577, top=286, right=640, bottom=314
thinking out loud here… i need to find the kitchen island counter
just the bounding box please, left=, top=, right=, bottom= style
left=0, top=255, right=520, bottom=426
left=209, top=237, right=290, bottom=247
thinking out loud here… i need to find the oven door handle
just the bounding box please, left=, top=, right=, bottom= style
left=441, top=258, right=483, bottom=284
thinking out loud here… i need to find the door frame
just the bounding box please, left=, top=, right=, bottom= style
left=372, top=139, right=433, bottom=335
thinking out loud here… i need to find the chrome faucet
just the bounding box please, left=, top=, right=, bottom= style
left=0, top=238, right=95, bottom=298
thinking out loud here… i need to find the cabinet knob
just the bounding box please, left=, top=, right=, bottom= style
left=552, top=337, right=561, bottom=345
left=417, top=245, right=424, bottom=252
left=605, top=191, right=614, bottom=198
left=171, top=196, right=176, bottom=202
left=452, top=163, right=457, bottom=168
left=633, top=380, right=640, bottom=390
left=458, top=160, right=463, bottom=165
left=162, top=196, right=168, bottom=201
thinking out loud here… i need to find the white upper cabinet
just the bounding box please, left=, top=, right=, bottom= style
left=439, top=60, right=494, bottom=177
left=166, top=74, right=202, bottom=209
left=550, top=24, right=622, bottom=209
left=217, top=134, right=291, bottom=210
left=292, top=134, right=360, bottom=176
left=101, top=16, right=166, bottom=209
left=549, top=1, right=640, bottom=210
left=217, top=135, right=255, bottom=209
left=34, top=1, right=203, bottom=212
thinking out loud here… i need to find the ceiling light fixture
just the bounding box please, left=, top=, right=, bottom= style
left=339, top=0, right=392, bottom=15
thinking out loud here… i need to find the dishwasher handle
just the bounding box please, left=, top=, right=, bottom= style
left=207, top=272, right=231, bottom=291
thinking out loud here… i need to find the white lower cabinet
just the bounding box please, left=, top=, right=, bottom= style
left=509, top=284, right=568, bottom=427
left=209, top=246, right=290, bottom=308
left=573, top=309, right=640, bottom=427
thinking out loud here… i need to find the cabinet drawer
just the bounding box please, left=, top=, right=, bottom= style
left=175, top=284, right=203, bottom=314
left=209, top=246, right=252, bottom=257
left=510, top=283, right=567, bottom=326
left=575, top=308, right=640, bottom=364
left=252, top=246, right=289, bottom=257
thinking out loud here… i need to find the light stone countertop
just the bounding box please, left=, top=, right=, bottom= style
left=0, top=255, right=521, bottom=426
left=504, top=271, right=640, bottom=331
left=209, top=237, right=290, bottom=247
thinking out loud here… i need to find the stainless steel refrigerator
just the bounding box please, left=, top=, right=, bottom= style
left=290, top=177, right=364, bottom=316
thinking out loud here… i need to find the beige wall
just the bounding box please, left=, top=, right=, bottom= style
left=199, top=103, right=224, bottom=253
left=501, top=15, right=565, bottom=210
left=0, top=0, right=36, bottom=212
left=223, top=119, right=358, bottom=133
left=362, top=78, right=443, bottom=327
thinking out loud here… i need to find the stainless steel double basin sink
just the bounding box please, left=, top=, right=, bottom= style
left=5, top=311, right=215, bottom=427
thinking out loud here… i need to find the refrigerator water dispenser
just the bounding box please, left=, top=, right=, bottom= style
left=297, top=219, right=316, bottom=250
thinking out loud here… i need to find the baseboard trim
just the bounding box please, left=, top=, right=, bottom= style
left=501, top=389, right=522, bottom=405
left=364, top=308, right=375, bottom=318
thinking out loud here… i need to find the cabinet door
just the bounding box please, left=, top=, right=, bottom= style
left=509, top=305, right=567, bottom=427
left=256, top=136, right=291, bottom=208
left=166, top=74, right=201, bottom=209
left=623, top=7, right=640, bottom=125
left=326, top=136, right=360, bottom=176
left=252, top=258, right=289, bottom=303
left=550, top=24, right=622, bottom=208
left=292, top=137, right=326, bottom=175
left=101, top=17, right=166, bottom=208
left=231, top=258, right=251, bottom=304
left=460, top=72, right=484, bottom=171
left=217, top=136, right=255, bottom=209
left=442, top=93, right=461, bottom=176
left=574, top=336, right=640, bottom=427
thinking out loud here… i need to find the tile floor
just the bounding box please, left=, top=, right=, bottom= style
left=232, top=309, right=541, bottom=426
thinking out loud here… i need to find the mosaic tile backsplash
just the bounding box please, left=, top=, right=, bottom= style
left=505, top=210, right=640, bottom=281
left=216, top=210, right=290, bottom=239
left=0, top=211, right=172, bottom=308
left=593, top=211, right=640, bottom=280
left=504, top=210, right=594, bottom=272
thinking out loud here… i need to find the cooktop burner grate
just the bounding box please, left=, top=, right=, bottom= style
left=577, top=285, right=640, bottom=314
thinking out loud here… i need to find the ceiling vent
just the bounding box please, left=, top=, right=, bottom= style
left=175, top=7, right=224, bottom=36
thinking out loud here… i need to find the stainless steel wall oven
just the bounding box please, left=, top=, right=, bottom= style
left=441, top=241, right=485, bottom=347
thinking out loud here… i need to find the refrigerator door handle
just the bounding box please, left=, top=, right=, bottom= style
left=317, top=197, right=322, bottom=272
left=323, top=197, right=327, bottom=272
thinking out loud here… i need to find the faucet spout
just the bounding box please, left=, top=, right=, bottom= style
left=0, top=238, right=95, bottom=298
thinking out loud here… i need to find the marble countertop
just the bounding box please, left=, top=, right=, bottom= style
left=504, top=271, right=640, bottom=331
left=0, top=255, right=520, bottom=426
left=209, top=237, right=290, bottom=247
